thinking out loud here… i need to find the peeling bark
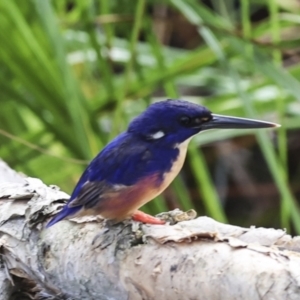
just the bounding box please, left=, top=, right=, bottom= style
left=1, top=160, right=300, bottom=300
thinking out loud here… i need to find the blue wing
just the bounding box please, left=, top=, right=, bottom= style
left=46, top=132, right=178, bottom=227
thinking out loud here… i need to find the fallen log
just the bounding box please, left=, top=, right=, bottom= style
left=0, top=160, right=300, bottom=300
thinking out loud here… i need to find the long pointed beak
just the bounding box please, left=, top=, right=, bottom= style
left=201, top=114, right=280, bottom=130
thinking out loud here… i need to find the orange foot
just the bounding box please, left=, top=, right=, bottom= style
left=132, top=210, right=165, bottom=225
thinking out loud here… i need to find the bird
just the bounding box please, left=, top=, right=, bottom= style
left=46, top=99, right=279, bottom=227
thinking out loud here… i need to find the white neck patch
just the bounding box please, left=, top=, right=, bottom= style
left=150, top=130, right=165, bottom=139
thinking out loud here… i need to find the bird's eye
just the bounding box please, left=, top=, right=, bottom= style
left=179, top=116, right=191, bottom=126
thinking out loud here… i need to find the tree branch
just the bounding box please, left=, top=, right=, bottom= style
left=0, top=160, right=300, bottom=300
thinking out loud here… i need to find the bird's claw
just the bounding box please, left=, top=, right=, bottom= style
left=132, top=210, right=166, bottom=225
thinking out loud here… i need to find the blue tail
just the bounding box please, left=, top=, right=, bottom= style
left=46, top=206, right=81, bottom=228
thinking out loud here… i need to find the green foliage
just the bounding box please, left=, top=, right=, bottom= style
left=1, top=0, right=300, bottom=232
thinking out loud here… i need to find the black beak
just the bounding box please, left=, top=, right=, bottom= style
left=201, top=114, right=280, bottom=130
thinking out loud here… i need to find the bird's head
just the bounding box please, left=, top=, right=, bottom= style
left=128, top=99, right=278, bottom=146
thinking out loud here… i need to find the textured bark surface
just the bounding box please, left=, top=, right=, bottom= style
left=1, top=160, right=300, bottom=300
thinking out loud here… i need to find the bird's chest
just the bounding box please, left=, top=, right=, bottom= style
left=158, top=138, right=190, bottom=191
left=111, top=141, right=190, bottom=217
left=140, top=138, right=191, bottom=193
left=120, top=139, right=191, bottom=209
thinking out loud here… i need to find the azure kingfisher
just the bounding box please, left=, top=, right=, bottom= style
left=47, top=99, right=278, bottom=227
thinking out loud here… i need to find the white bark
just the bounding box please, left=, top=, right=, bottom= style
left=1, top=160, right=300, bottom=300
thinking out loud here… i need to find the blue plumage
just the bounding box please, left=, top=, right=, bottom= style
left=47, top=132, right=179, bottom=227
left=47, top=99, right=277, bottom=227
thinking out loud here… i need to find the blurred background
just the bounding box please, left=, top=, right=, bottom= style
left=1, top=0, right=300, bottom=233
